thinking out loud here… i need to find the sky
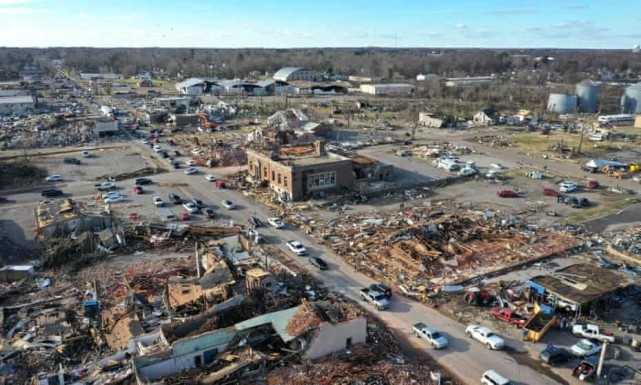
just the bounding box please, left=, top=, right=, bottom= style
left=1, top=0, right=640, bottom=49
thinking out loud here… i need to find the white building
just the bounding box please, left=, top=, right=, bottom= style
left=273, top=67, right=322, bottom=82
left=94, top=121, right=119, bottom=136
left=0, top=95, right=35, bottom=115
left=80, top=73, right=123, bottom=80
left=359, top=83, right=415, bottom=96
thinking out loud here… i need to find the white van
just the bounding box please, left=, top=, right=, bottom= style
left=481, top=370, right=511, bottom=385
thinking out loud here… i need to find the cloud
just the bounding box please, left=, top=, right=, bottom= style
left=454, top=23, right=467, bottom=30
left=414, top=30, right=444, bottom=38
left=490, top=7, right=537, bottom=16
left=462, top=29, right=496, bottom=38
left=0, top=6, right=48, bottom=14
left=524, top=20, right=611, bottom=40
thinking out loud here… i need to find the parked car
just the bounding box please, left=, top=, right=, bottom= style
left=182, top=202, right=200, bottom=214
left=95, top=181, right=116, bottom=191
left=179, top=212, right=189, bottom=221
left=413, top=322, right=448, bottom=349
left=82, top=150, right=90, bottom=158
left=359, top=288, right=389, bottom=310
left=465, top=325, right=505, bottom=350
left=286, top=240, right=307, bottom=255
left=205, top=174, right=217, bottom=182
left=490, top=308, right=527, bottom=327
left=539, top=345, right=572, bottom=366
left=267, top=217, right=285, bottom=229
left=63, top=157, right=81, bottom=165
left=310, top=257, right=329, bottom=270
left=497, top=190, right=519, bottom=198
left=133, top=185, right=144, bottom=194
left=41, top=189, right=63, bottom=197
left=152, top=145, right=163, bottom=152
left=189, top=198, right=205, bottom=208
left=45, top=175, right=63, bottom=182
left=571, top=339, right=602, bottom=357
left=559, top=181, right=578, bottom=193
left=153, top=196, right=164, bottom=207
left=135, top=178, right=153, bottom=185
left=543, top=188, right=561, bottom=197
left=248, top=215, right=263, bottom=228
left=572, top=324, right=615, bottom=343
left=370, top=283, right=392, bottom=298
left=168, top=193, right=182, bottom=204
left=104, top=194, right=125, bottom=203
left=184, top=167, right=198, bottom=175
left=185, top=159, right=195, bottom=166
left=481, top=370, right=511, bottom=385
left=203, top=207, right=216, bottom=218
left=586, top=180, right=600, bottom=189
left=573, top=357, right=599, bottom=382
left=221, top=200, right=236, bottom=209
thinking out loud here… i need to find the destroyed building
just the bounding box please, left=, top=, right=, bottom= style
left=35, top=199, right=112, bottom=240
left=247, top=141, right=392, bottom=201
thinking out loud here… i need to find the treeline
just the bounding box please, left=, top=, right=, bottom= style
left=0, top=47, right=639, bottom=82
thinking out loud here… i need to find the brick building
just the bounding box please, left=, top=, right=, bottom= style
left=246, top=141, right=392, bottom=201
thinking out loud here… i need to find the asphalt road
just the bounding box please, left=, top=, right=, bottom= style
left=4, top=139, right=566, bottom=385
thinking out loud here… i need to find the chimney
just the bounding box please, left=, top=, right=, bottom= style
left=315, top=140, right=325, bottom=156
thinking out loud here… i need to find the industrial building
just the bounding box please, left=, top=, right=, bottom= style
left=246, top=141, right=392, bottom=201
left=93, top=120, right=119, bottom=137
left=175, top=77, right=219, bottom=95
left=419, top=112, right=455, bottom=128
left=547, top=93, right=577, bottom=114
left=359, top=83, right=414, bottom=96
left=444, top=76, right=495, bottom=87
left=621, top=82, right=641, bottom=114
left=272, top=67, right=322, bottom=83
left=0, top=94, right=35, bottom=115
left=526, top=264, right=632, bottom=318
left=576, top=79, right=600, bottom=113
left=80, top=73, right=123, bottom=80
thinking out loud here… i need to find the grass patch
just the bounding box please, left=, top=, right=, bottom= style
left=507, top=132, right=638, bottom=157
left=567, top=192, right=640, bottom=222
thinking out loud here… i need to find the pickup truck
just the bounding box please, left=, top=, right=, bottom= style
left=360, top=288, right=389, bottom=310
left=465, top=324, right=505, bottom=350
left=413, top=322, right=448, bottom=349
left=572, top=324, right=615, bottom=343
left=95, top=181, right=116, bottom=191
left=490, top=308, right=527, bottom=327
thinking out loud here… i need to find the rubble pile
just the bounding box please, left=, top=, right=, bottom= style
left=195, top=143, right=247, bottom=167
left=2, top=116, right=96, bottom=149
left=600, top=225, right=641, bottom=266
left=474, top=135, right=513, bottom=148
left=322, top=208, right=580, bottom=289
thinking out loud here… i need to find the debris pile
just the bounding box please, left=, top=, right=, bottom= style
left=2, top=116, right=96, bottom=149
left=474, top=135, right=513, bottom=148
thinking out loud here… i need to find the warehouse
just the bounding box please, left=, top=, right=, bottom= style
left=273, top=67, right=322, bottom=83
left=0, top=95, right=35, bottom=115
left=359, top=83, right=414, bottom=96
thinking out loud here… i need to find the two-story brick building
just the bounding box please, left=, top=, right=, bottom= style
left=246, top=141, right=392, bottom=201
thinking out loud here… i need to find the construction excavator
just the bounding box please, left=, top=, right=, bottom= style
left=197, top=113, right=219, bottom=130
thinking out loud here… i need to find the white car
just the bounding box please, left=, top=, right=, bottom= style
left=153, top=145, right=163, bottom=152
left=185, top=159, right=195, bottom=166
left=465, top=324, right=504, bottom=350
left=142, top=139, right=150, bottom=145
left=45, top=175, right=63, bottom=182
left=191, top=148, right=204, bottom=155
left=286, top=240, right=307, bottom=256
left=205, top=174, right=217, bottom=182
left=153, top=196, right=164, bottom=207
left=221, top=200, right=236, bottom=209
left=589, top=134, right=605, bottom=142
left=490, top=163, right=504, bottom=170
left=571, top=339, right=602, bottom=357
left=485, top=170, right=502, bottom=179
left=184, top=167, right=198, bottom=175
left=104, top=191, right=122, bottom=199
left=268, top=217, right=285, bottom=229
left=182, top=202, right=200, bottom=214
left=559, top=181, right=578, bottom=193
left=104, top=195, right=124, bottom=203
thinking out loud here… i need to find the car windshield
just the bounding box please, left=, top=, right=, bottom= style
left=577, top=341, right=593, bottom=350
left=432, top=332, right=442, bottom=339
left=486, top=332, right=495, bottom=338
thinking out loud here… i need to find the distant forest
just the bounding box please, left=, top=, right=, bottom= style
left=1, top=47, right=640, bottom=84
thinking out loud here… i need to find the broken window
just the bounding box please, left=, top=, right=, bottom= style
left=271, top=171, right=275, bottom=181
left=277, top=173, right=281, bottom=184
left=284, top=176, right=288, bottom=187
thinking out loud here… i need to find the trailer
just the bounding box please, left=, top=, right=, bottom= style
left=523, top=304, right=558, bottom=342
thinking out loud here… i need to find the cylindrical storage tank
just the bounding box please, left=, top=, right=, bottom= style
left=547, top=93, right=577, bottom=113
left=576, top=80, right=600, bottom=113
left=621, top=83, right=641, bottom=113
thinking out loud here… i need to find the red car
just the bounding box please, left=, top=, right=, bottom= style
left=497, top=190, right=519, bottom=198
left=179, top=212, right=189, bottom=221
left=543, top=188, right=561, bottom=197
left=133, top=185, right=144, bottom=194
left=490, top=308, right=527, bottom=327
left=0, top=197, right=8, bottom=203
left=587, top=180, right=599, bottom=189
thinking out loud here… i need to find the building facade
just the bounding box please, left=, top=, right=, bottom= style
left=273, top=67, right=322, bottom=82
left=359, top=83, right=414, bottom=95
left=0, top=95, right=35, bottom=115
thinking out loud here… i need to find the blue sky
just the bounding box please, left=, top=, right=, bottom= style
left=1, top=0, right=640, bottom=48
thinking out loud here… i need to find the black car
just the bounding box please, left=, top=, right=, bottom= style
left=135, top=178, right=153, bottom=185
left=168, top=192, right=182, bottom=204
left=41, top=189, right=63, bottom=197
left=370, top=283, right=392, bottom=298
left=189, top=198, right=205, bottom=208
left=310, top=257, right=329, bottom=270
left=539, top=345, right=571, bottom=366
left=203, top=207, right=216, bottom=219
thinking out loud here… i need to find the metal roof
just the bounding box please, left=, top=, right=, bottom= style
left=234, top=306, right=301, bottom=342
left=176, top=78, right=205, bottom=89
left=172, top=326, right=237, bottom=357
left=576, top=79, right=599, bottom=87
left=273, top=67, right=303, bottom=81
left=0, top=95, right=34, bottom=104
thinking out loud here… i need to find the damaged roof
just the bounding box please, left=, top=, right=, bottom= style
left=235, top=305, right=317, bottom=343
left=172, top=326, right=238, bottom=357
